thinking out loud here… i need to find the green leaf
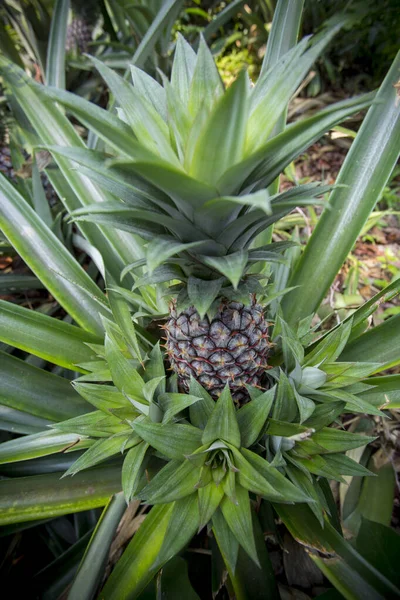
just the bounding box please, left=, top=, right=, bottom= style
left=292, top=454, right=348, bottom=482
left=72, top=383, right=129, bottom=413
left=46, top=0, right=69, bottom=89
left=220, top=485, right=259, bottom=567
left=237, top=386, right=275, bottom=448
left=0, top=466, right=122, bottom=525
left=101, top=504, right=174, bottom=599
left=359, top=374, right=400, bottom=408
left=0, top=351, right=89, bottom=421
left=293, top=388, right=315, bottom=423
left=55, top=410, right=129, bottom=437
left=198, top=483, right=224, bottom=530
left=0, top=176, right=109, bottom=336
left=37, top=86, right=138, bottom=158
left=142, top=377, right=166, bottom=405
left=303, top=401, right=345, bottom=430
left=131, top=420, right=202, bottom=460
left=0, top=406, right=51, bottom=436
left=300, top=367, right=327, bottom=393
left=187, top=276, right=224, bottom=319
left=91, top=56, right=179, bottom=166
left=32, top=159, right=53, bottom=227
left=280, top=319, right=304, bottom=370
left=285, top=466, right=325, bottom=526
left=218, top=92, right=373, bottom=196
left=212, top=507, right=240, bottom=574
left=266, top=419, right=310, bottom=438
left=311, top=553, right=387, bottom=600
left=0, top=300, right=102, bottom=371
left=122, top=441, right=149, bottom=503
left=144, top=344, right=167, bottom=391
left=133, top=265, right=185, bottom=289
left=229, top=508, right=280, bottom=600
left=202, top=386, right=241, bottom=448
left=206, top=189, right=271, bottom=218
left=108, top=278, right=145, bottom=363
left=146, top=238, right=206, bottom=273
left=273, top=369, right=298, bottom=422
left=350, top=457, right=396, bottom=532
left=188, top=35, right=224, bottom=117
left=0, top=430, right=90, bottom=465
left=313, top=388, right=385, bottom=417
left=108, top=158, right=217, bottom=217
left=283, top=51, right=400, bottom=322
left=69, top=199, right=200, bottom=241
left=159, top=393, right=201, bottom=424
left=304, top=319, right=352, bottom=366
left=189, top=377, right=215, bottom=429
left=261, top=0, right=304, bottom=79
left=323, top=454, right=375, bottom=477
left=0, top=274, right=45, bottom=291
left=235, top=447, right=312, bottom=503
left=171, top=33, right=197, bottom=106
left=103, top=319, right=146, bottom=400
left=130, top=0, right=183, bottom=70
left=323, top=361, right=382, bottom=388
left=130, top=65, right=167, bottom=121
left=307, top=428, right=376, bottom=454
left=339, top=314, right=400, bottom=371
left=68, top=493, right=126, bottom=600
left=138, top=459, right=200, bottom=504
left=356, top=519, right=400, bottom=588
left=190, top=70, right=248, bottom=185
left=248, top=23, right=343, bottom=153
left=201, top=250, right=248, bottom=289
left=0, top=57, right=142, bottom=281
left=153, top=494, right=199, bottom=569
left=63, top=433, right=136, bottom=477
left=163, top=73, right=192, bottom=161
left=342, top=277, right=400, bottom=335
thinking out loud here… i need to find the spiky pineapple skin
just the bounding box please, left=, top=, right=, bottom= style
left=66, top=17, right=93, bottom=53
left=0, top=145, right=14, bottom=180
left=165, top=299, right=269, bottom=401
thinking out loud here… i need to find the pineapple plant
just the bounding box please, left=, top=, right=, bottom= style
left=36, top=29, right=372, bottom=400
left=0, top=1, right=399, bottom=598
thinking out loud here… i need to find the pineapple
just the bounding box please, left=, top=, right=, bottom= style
left=0, top=143, right=13, bottom=180
left=165, top=298, right=269, bottom=400
left=0, top=102, right=15, bottom=180
left=40, top=31, right=371, bottom=399
left=66, top=0, right=100, bottom=54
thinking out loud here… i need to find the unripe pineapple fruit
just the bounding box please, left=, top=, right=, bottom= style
left=66, top=17, right=93, bottom=54
left=66, top=0, right=100, bottom=54
left=165, top=299, right=269, bottom=400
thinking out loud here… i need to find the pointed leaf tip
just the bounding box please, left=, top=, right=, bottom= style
left=202, top=385, right=241, bottom=448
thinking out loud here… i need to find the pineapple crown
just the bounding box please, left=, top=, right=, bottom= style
left=0, top=94, right=12, bottom=147
left=17, top=29, right=372, bottom=316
